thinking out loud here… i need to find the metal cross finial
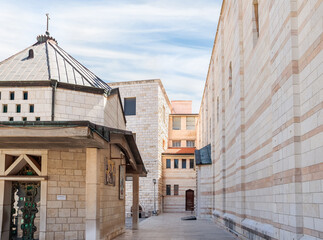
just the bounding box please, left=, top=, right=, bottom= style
left=46, top=13, right=50, bottom=36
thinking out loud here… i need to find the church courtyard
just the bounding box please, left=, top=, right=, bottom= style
left=116, top=213, right=237, bottom=240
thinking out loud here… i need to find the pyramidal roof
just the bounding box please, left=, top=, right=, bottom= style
left=0, top=34, right=111, bottom=90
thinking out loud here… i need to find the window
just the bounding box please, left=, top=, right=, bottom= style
left=172, top=140, right=181, bottom=147
left=172, top=116, right=181, bottom=130
left=182, top=159, right=186, bottom=169
left=124, top=98, right=136, bottom=115
left=126, top=176, right=133, bottom=181
left=186, top=117, right=195, bottom=130
left=9, top=117, right=13, bottom=121
left=133, top=133, right=136, bottom=141
left=166, top=159, right=171, bottom=169
left=22, top=117, right=27, bottom=121
left=190, top=159, right=194, bottom=169
left=16, top=104, right=21, bottom=113
left=3, top=104, right=8, bottom=113
left=23, top=91, right=28, bottom=100
left=252, top=0, right=259, bottom=44
left=174, top=159, right=179, bottom=169
left=229, top=62, right=232, bottom=97
left=174, top=185, right=179, bottom=195
left=35, top=117, right=40, bottom=121
left=166, top=185, right=171, bottom=195
left=10, top=92, right=15, bottom=100
left=187, top=140, right=195, bottom=147
left=29, top=104, right=34, bottom=113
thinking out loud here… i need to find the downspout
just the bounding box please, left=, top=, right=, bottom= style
left=50, top=80, right=58, bottom=121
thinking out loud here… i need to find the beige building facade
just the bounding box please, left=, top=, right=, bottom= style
left=196, top=0, right=323, bottom=240
left=162, top=101, right=197, bottom=213
left=0, top=34, right=146, bottom=240
left=109, top=80, right=171, bottom=216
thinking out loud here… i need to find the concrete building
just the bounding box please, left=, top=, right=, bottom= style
left=0, top=33, right=146, bottom=239
left=162, top=101, right=198, bottom=213
left=109, top=80, right=171, bottom=216
left=196, top=0, right=323, bottom=240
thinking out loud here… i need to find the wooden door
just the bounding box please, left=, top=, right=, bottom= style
left=185, top=189, right=194, bottom=211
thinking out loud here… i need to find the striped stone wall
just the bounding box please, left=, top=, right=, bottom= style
left=197, top=0, right=322, bottom=239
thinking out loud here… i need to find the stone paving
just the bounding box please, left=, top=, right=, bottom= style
left=115, top=213, right=238, bottom=240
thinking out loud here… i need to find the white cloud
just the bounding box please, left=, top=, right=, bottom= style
left=0, top=0, right=221, bottom=112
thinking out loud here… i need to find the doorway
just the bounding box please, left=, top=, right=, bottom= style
left=185, top=189, right=194, bottom=211
left=10, top=181, right=41, bottom=240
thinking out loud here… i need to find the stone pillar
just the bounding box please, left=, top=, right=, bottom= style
left=86, top=148, right=100, bottom=240
left=132, top=174, right=139, bottom=230
left=0, top=181, right=12, bottom=239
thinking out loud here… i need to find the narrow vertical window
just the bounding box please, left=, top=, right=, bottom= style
left=174, top=185, right=179, bottom=195
left=29, top=104, right=34, bottom=113
left=23, top=91, right=28, bottom=100
left=166, top=185, right=171, bottom=195
left=174, top=159, right=179, bottom=169
left=124, top=97, right=136, bottom=115
left=0, top=92, right=1, bottom=100
left=166, top=159, right=171, bottom=169
left=252, top=0, right=259, bottom=44
left=35, top=117, right=40, bottom=121
left=3, top=104, right=8, bottom=113
left=217, top=97, right=219, bottom=122
left=10, top=92, right=15, bottom=100
left=16, top=104, right=21, bottom=113
left=190, top=159, right=194, bottom=169
left=172, top=116, right=181, bottom=130
left=229, top=62, right=232, bottom=97
left=182, top=159, right=186, bottom=169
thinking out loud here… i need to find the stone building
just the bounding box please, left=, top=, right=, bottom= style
left=196, top=0, right=323, bottom=240
left=162, top=101, right=198, bottom=213
left=109, top=80, right=171, bottom=215
left=0, top=34, right=146, bottom=239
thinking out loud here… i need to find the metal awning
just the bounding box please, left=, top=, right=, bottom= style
left=195, top=144, right=212, bottom=165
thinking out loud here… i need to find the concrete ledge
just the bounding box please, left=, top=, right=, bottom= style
left=241, top=218, right=274, bottom=239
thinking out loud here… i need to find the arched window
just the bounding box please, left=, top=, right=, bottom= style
left=229, top=62, right=232, bottom=97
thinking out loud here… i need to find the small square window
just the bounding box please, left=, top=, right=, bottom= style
left=3, top=104, right=8, bottom=113
left=29, top=104, right=34, bottom=113
left=174, top=159, right=179, bottom=169
left=166, top=185, right=171, bottom=195
left=35, top=117, right=40, bottom=121
left=190, top=159, right=194, bottom=169
left=16, top=104, right=21, bottom=113
left=174, top=185, right=179, bottom=195
left=187, top=140, right=195, bottom=147
left=22, top=117, right=27, bottom=121
left=23, top=91, right=28, bottom=100
left=166, top=159, right=171, bottom=169
left=172, top=141, right=181, bottom=147
left=182, top=159, right=186, bottom=169
left=124, top=98, right=136, bottom=116
left=10, top=92, right=15, bottom=100
left=9, top=117, right=13, bottom=121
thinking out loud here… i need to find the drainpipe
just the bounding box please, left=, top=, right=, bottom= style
left=50, top=80, right=58, bottom=121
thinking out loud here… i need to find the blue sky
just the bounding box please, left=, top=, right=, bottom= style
left=0, top=0, right=221, bottom=112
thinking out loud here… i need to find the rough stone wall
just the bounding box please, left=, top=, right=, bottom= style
left=162, top=156, right=196, bottom=212
left=47, top=149, right=86, bottom=240
left=109, top=80, right=170, bottom=214
left=197, top=0, right=323, bottom=239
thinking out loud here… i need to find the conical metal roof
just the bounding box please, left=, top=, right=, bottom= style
left=0, top=35, right=111, bottom=90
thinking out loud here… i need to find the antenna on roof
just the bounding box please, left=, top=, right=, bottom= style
left=46, top=13, right=50, bottom=36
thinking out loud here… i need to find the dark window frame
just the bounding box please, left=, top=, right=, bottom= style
left=29, top=104, right=34, bottom=113
left=174, top=185, right=179, bottom=195
left=182, top=159, right=186, bottom=169
left=16, top=104, right=21, bottom=113
left=3, top=104, right=8, bottom=113
left=23, top=91, right=28, bottom=100
left=174, top=159, right=179, bottom=169
left=166, top=159, right=171, bottom=169
left=190, top=159, right=194, bottom=169
left=124, top=97, right=136, bottom=116
left=10, top=92, right=15, bottom=100
left=166, top=185, right=171, bottom=195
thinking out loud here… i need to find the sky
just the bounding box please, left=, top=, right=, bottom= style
left=0, top=0, right=221, bottom=112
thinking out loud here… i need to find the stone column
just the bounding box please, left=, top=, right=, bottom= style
left=86, top=148, right=100, bottom=240
left=132, top=174, right=139, bottom=230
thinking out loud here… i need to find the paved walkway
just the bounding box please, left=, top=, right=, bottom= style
left=115, top=213, right=238, bottom=240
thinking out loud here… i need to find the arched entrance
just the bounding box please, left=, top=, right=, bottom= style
left=185, top=189, right=194, bottom=211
